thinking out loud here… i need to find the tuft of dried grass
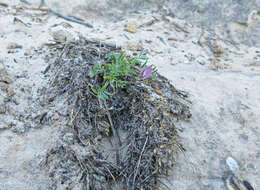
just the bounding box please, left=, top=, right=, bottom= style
left=43, top=36, right=191, bottom=190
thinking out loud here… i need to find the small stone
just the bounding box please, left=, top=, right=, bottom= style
left=60, top=22, right=73, bottom=29
left=11, top=122, right=27, bottom=133
left=0, top=62, right=13, bottom=84
left=24, top=49, right=32, bottom=56
left=149, top=42, right=163, bottom=54
left=1, top=84, right=15, bottom=96
left=7, top=42, right=22, bottom=49
left=125, top=41, right=142, bottom=51
left=51, top=29, right=74, bottom=43
left=226, top=156, right=239, bottom=172
left=8, top=49, right=15, bottom=54
left=209, top=59, right=232, bottom=70
left=198, top=60, right=206, bottom=65
left=238, top=134, right=248, bottom=143
left=125, top=22, right=139, bottom=33
left=246, top=163, right=255, bottom=170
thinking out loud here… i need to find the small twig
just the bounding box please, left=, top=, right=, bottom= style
left=69, top=109, right=80, bottom=126
left=68, top=15, right=85, bottom=22
left=39, top=0, right=93, bottom=28
left=72, top=150, right=86, bottom=171
left=157, top=179, right=171, bottom=190
left=132, top=135, right=148, bottom=190
left=48, top=8, right=93, bottom=28
left=104, top=165, right=116, bottom=181
left=102, top=100, right=121, bottom=165
left=197, top=28, right=204, bottom=47
left=123, top=34, right=130, bottom=40
left=39, top=112, right=48, bottom=124
left=58, top=43, right=69, bottom=64
left=43, top=63, right=51, bottom=74
left=157, top=36, right=167, bottom=45
left=13, top=17, right=30, bottom=28
left=171, top=21, right=189, bottom=33
left=50, top=44, right=69, bottom=86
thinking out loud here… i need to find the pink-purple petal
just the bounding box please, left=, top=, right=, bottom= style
left=141, top=66, right=153, bottom=79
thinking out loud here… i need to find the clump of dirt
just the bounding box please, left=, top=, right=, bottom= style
left=42, top=36, right=191, bottom=190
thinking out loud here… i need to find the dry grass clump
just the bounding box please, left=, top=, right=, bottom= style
left=43, top=36, right=191, bottom=190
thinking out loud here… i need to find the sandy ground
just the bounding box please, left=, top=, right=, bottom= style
left=0, top=0, right=259, bottom=189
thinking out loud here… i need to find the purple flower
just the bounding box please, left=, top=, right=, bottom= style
left=140, top=66, right=153, bottom=79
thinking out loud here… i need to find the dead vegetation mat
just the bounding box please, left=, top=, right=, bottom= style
left=42, top=36, right=191, bottom=190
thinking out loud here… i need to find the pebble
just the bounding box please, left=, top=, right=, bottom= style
left=1, top=84, right=15, bottom=96
left=125, top=22, right=139, bottom=33
left=8, top=49, right=16, bottom=54
left=24, top=49, right=32, bottom=56
left=124, top=41, right=142, bottom=51
left=7, top=42, right=22, bottom=49
left=0, top=62, right=13, bottom=84
left=238, top=133, right=248, bottom=143
left=198, top=60, right=206, bottom=65
left=11, top=122, right=27, bottom=133
left=226, top=156, right=239, bottom=172
left=51, top=29, right=74, bottom=43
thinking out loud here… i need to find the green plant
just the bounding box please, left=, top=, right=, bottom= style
left=89, top=52, right=156, bottom=99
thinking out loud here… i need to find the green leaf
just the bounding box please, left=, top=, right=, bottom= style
left=98, top=90, right=109, bottom=100
left=106, top=53, right=116, bottom=63
left=89, top=52, right=154, bottom=100
left=117, top=80, right=128, bottom=87
left=91, top=87, right=98, bottom=94
left=104, top=90, right=112, bottom=96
